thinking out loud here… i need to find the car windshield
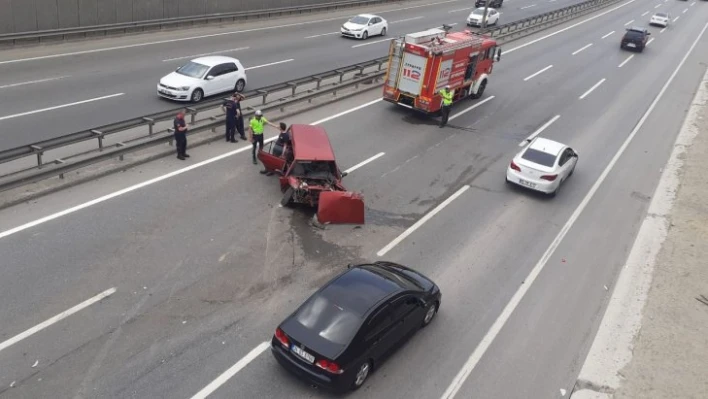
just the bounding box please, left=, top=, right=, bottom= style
left=289, top=161, right=337, bottom=180
left=295, top=295, right=361, bottom=345
left=654, top=13, right=668, bottom=17
left=521, top=148, right=557, bottom=167
left=176, top=62, right=209, bottom=78
left=472, top=9, right=486, bottom=15
left=349, top=16, right=370, bottom=25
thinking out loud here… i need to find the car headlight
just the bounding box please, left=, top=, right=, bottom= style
left=180, top=86, right=190, bottom=91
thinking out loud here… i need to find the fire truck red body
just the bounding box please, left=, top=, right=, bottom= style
left=382, top=26, right=501, bottom=114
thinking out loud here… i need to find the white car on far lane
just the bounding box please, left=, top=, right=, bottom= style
left=506, top=137, right=578, bottom=197
left=341, top=14, right=388, bottom=39
left=649, top=12, right=670, bottom=28
left=157, top=56, right=247, bottom=103
left=467, top=8, right=500, bottom=27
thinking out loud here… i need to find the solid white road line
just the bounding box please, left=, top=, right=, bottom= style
left=440, top=22, right=708, bottom=399
left=377, top=185, right=470, bottom=257
left=624, top=19, right=635, bottom=26
left=390, top=16, right=424, bottom=24
left=162, top=47, right=249, bottom=62
left=304, top=31, right=339, bottom=39
left=618, top=54, right=634, bottom=68
left=660, top=27, right=667, bottom=33
left=449, top=96, right=495, bottom=120
left=352, top=37, right=392, bottom=48
left=344, top=152, right=385, bottom=174
left=0, top=76, right=70, bottom=89
left=245, top=59, right=294, bottom=70
left=520, top=5, right=537, bottom=10
left=654, top=3, right=661, bottom=8
left=673, top=16, right=680, bottom=22
left=0, top=93, right=124, bottom=122
left=523, top=65, right=553, bottom=81
left=449, top=7, right=474, bottom=12
left=690, top=2, right=696, bottom=6
left=572, top=43, right=593, bottom=55
left=641, top=11, right=649, bottom=16
left=579, top=78, right=606, bottom=100
left=0, top=0, right=460, bottom=65
left=518, top=115, right=560, bottom=147
left=189, top=342, right=270, bottom=399
left=0, top=288, right=116, bottom=353
left=683, top=8, right=688, bottom=13
left=646, top=37, right=655, bottom=46
left=505, top=0, right=639, bottom=55
left=0, top=99, right=383, bottom=241
left=601, top=30, right=615, bottom=39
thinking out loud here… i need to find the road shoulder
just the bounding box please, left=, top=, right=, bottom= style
left=571, top=67, right=708, bottom=398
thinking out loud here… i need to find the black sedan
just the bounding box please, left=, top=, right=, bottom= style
left=271, top=261, right=442, bottom=392
left=475, top=0, right=503, bottom=7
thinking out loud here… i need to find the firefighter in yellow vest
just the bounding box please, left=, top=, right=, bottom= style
left=439, top=85, right=454, bottom=128
left=249, top=110, right=278, bottom=164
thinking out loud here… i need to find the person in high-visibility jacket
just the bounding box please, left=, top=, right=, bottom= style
left=249, top=110, right=278, bottom=164
left=439, top=85, right=454, bottom=127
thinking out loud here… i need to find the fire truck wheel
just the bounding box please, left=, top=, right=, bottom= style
left=472, top=80, right=487, bottom=99
left=363, top=31, right=369, bottom=40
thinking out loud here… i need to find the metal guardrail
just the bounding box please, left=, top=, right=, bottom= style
left=0, top=0, right=625, bottom=192
left=0, top=0, right=404, bottom=46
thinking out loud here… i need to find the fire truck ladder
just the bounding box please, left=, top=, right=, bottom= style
left=386, top=38, right=405, bottom=87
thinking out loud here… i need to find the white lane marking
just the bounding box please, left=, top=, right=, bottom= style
left=377, top=185, right=470, bottom=257
left=646, top=37, right=655, bottom=46
left=390, top=16, right=424, bottom=24
left=682, top=8, right=688, bottom=13
left=641, top=11, right=649, bottom=16
left=549, top=0, right=557, bottom=2
left=518, top=115, right=560, bottom=147
left=450, top=95, right=495, bottom=120
left=352, top=37, right=392, bottom=48
left=602, top=30, right=615, bottom=39
left=0, top=93, right=124, bottom=122
left=161, top=47, right=249, bottom=62
left=660, top=27, right=667, bottom=33
left=0, top=76, right=70, bottom=89
left=189, top=342, right=270, bottom=399
left=572, top=43, right=593, bottom=55
left=618, top=54, right=634, bottom=68
left=0, top=0, right=460, bottom=65
left=579, top=78, right=606, bottom=100
left=523, top=65, right=553, bottom=81
left=344, top=152, right=385, bottom=174
left=439, top=23, right=708, bottom=399
left=0, top=98, right=383, bottom=241
left=690, top=1, right=696, bottom=6
left=245, top=59, right=293, bottom=70
left=624, top=19, right=635, bottom=26
left=304, top=31, right=339, bottom=39
left=654, top=3, right=661, bottom=8
left=673, top=16, right=680, bottom=22
left=520, top=4, right=537, bottom=9
left=0, top=288, right=116, bottom=353
left=505, top=0, right=638, bottom=55
left=449, top=7, right=474, bottom=12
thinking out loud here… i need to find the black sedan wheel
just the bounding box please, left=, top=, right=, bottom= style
left=351, top=360, right=371, bottom=390
left=422, top=302, right=438, bottom=327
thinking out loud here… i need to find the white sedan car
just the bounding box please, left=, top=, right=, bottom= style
left=506, top=137, right=578, bottom=197
left=157, top=56, right=247, bottom=103
left=467, top=8, right=500, bottom=27
left=649, top=12, right=670, bottom=28
left=341, top=14, right=388, bottom=39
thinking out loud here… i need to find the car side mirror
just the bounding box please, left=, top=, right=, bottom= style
left=341, top=171, right=349, bottom=177
left=416, top=298, right=427, bottom=307
left=647, top=32, right=651, bottom=35
left=206, top=75, right=215, bottom=80
left=495, top=48, right=502, bottom=62
left=347, top=263, right=353, bottom=269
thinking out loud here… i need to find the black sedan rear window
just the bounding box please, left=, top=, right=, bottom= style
left=625, top=31, right=644, bottom=39
left=295, top=295, right=361, bottom=345
left=521, top=148, right=557, bottom=167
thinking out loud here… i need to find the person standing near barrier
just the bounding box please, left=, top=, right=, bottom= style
left=221, top=93, right=239, bottom=143
left=234, top=93, right=246, bottom=140
left=439, top=85, right=454, bottom=128
left=249, top=110, right=278, bottom=165
left=173, top=111, right=189, bottom=160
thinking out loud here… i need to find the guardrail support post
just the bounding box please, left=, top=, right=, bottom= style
left=116, top=142, right=125, bottom=161
left=167, top=128, right=175, bottom=146
left=31, top=145, right=44, bottom=169
left=91, top=130, right=104, bottom=151
left=257, top=90, right=268, bottom=104
left=186, top=107, right=197, bottom=124
left=314, top=77, right=323, bottom=90
left=142, top=117, right=155, bottom=136
left=287, top=82, right=297, bottom=97
left=56, top=159, right=66, bottom=179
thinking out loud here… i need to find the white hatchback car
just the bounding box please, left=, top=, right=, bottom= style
left=157, top=56, right=247, bottom=103
left=506, top=137, right=578, bottom=197
left=341, top=14, right=388, bottom=39
left=467, top=8, right=500, bottom=27
left=649, top=12, right=670, bottom=28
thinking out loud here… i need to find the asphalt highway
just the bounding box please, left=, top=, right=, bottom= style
left=0, top=0, right=588, bottom=151
left=0, top=0, right=707, bottom=398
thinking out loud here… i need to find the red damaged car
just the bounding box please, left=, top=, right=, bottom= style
left=257, top=124, right=365, bottom=225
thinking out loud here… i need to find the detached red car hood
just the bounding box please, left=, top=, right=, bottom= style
left=317, top=191, right=365, bottom=225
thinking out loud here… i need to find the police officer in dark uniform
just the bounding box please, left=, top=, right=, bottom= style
left=173, top=111, right=189, bottom=160
left=234, top=93, right=246, bottom=140
left=222, top=93, right=239, bottom=143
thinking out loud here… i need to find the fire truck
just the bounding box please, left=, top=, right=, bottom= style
left=382, top=25, right=502, bottom=114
